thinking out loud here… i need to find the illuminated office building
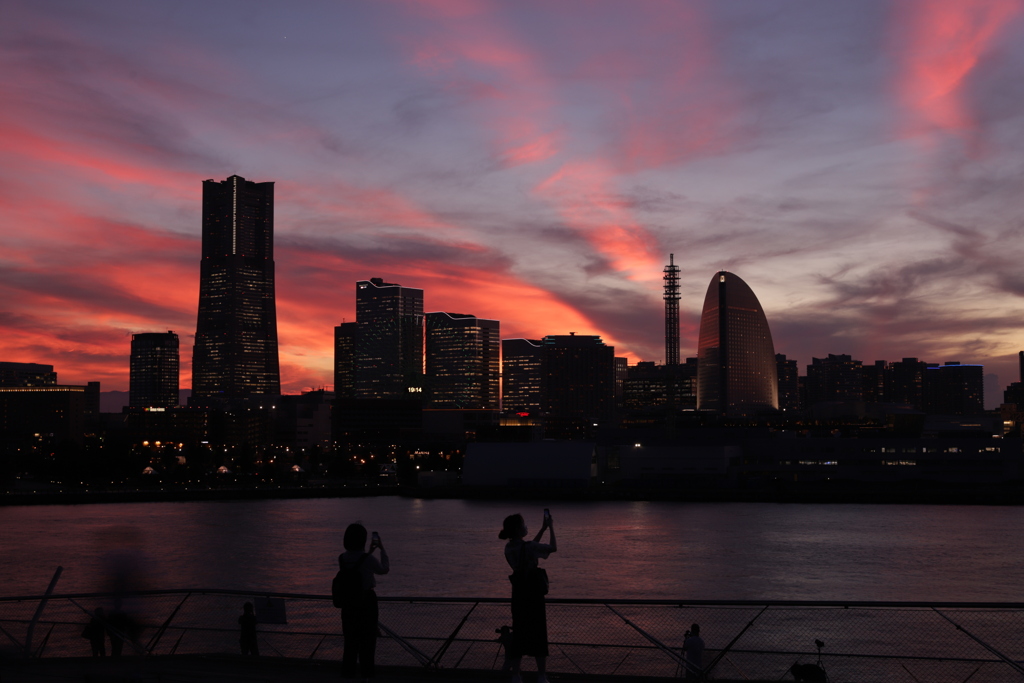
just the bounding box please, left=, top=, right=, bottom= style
left=192, top=175, right=280, bottom=400
left=426, top=312, right=499, bottom=409
left=696, top=271, right=778, bottom=415
left=130, top=331, right=179, bottom=408
left=0, top=362, right=56, bottom=387
left=502, top=339, right=544, bottom=413
left=334, top=322, right=358, bottom=399
left=354, top=278, right=424, bottom=398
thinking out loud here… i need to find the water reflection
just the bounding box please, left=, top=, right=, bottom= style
left=3, top=500, right=1024, bottom=602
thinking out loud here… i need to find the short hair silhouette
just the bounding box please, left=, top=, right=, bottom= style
left=498, top=514, right=524, bottom=540
left=691, top=623, right=700, bottom=635
left=344, top=523, right=367, bottom=552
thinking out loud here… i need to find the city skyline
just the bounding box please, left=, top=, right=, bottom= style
left=3, top=1, right=1024, bottom=403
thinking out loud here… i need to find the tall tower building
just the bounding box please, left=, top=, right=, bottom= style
left=696, top=271, right=778, bottom=415
left=334, top=322, right=358, bottom=399
left=354, top=278, right=424, bottom=398
left=130, top=331, right=179, bottom=408
left=502, top=339, right=544, bottom=413
left=664, top=254, right=680, bottom=366
left=542, top=333, right=616, bottom=438
left=775, top=353, right=800, bottom=411
left=192, top=175, right=280, bottom=400
left=425, top=312, right=499, bottom=409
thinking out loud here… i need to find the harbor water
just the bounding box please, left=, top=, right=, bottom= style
left=3, top=498, right=1023, bottom=602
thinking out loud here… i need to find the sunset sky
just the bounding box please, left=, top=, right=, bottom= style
left=3, top=0, right=1024, bottom=404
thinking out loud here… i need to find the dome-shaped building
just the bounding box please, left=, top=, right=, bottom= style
left=696, top=271, right=778, bottom=415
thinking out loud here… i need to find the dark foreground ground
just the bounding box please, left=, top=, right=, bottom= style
left=0, top=656, right=764, bottom=683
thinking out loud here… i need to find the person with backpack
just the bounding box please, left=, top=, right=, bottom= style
left=499, top=511, right=557, bottom=683
left=333, top=523, right=389, bottom=680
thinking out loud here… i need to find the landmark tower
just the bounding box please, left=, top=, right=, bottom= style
left=192, top=175, right=280, bottom=400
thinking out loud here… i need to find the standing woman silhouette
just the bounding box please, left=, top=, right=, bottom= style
left=499, top=512, right=557, bottom=683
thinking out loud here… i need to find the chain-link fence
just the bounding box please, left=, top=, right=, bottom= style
left=2, top=591, right=1024, bottom=682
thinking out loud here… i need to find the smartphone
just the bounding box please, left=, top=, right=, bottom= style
left=372, top=531, right=380, bottom=543
left=543, top=508, right=551, bottom=521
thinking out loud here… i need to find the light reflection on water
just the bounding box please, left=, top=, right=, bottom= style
left=2, top=499, right=1023, bottom=601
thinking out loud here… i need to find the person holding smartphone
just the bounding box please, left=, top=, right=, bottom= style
left=337, top=523, right=390, bottom=680
left=499, top=510, right=557, bottom=683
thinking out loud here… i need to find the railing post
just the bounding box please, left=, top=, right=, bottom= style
left=932, top=608, right=1024, bottom=678
left=24, top=566, right=62, bottom=658
left=702, top=604, right=769, bottom=678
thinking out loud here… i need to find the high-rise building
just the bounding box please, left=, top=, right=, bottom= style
left=0, top=362, right=56, bottom=387
left=334, top=322, right=358, bottom=399
left=426, top=312, right=499, bottom=409
left=1004, top=351, right=1024, bottom=407
left=130, top=331, right=179, bottom=408
left=624, top=362, right=668, bottom=410
left=924, top=362, right=984, bottom=415
left=696, top=271, right=778, bottom=415
left=623, top=358, right=698, bottom=413
left=775, top=354, right=800, bottom=411
left=192, top=175, right=280, bottom=400
left=806, top=354, right=863, bottom=405
left=888, top=358, right=928, bottom=408
left=354, top=278, right=424, bottom=399
left=542, top=333, right=616, bottom=438
left=862, top=360, right=887, bottom=403
left=502, top=339, right=544, bottom=413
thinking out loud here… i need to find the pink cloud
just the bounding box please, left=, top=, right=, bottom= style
left=399, top=0, right=562, bottom=168
left=535, top=160, right=661, bottom=278
left=890, top=0, right=1021, bottom=135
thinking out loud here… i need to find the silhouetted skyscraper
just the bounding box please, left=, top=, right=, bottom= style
left=426, top=312, right=499, bottom=409
left=192, top=175, right=280, bottom=400
left=888, top=357, right=928, bottom=408
left=354, top=278, right=424, bottom=398
left=775, top=354, right=799, bottom=411
left=806, top=354, right=863, bottom=405
left=542, top=333, right=615, bottom=438
left=862, top=360, right=887, bottom=403
left=924, top=362, right=984, bottom=415
left=334, top=322, right=358, bottom=399
left=696, top=271, right=778, bottom=415
left=130, top=331, right=179, bottom=408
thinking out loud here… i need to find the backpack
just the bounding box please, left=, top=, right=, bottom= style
left=332, top=553, right=370, bottom=608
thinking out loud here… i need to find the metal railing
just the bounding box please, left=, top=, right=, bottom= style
left=3, top=589, right=1024, bottom=681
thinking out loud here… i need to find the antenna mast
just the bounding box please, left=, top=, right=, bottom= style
left=663, top=253, right=680, bottom=366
